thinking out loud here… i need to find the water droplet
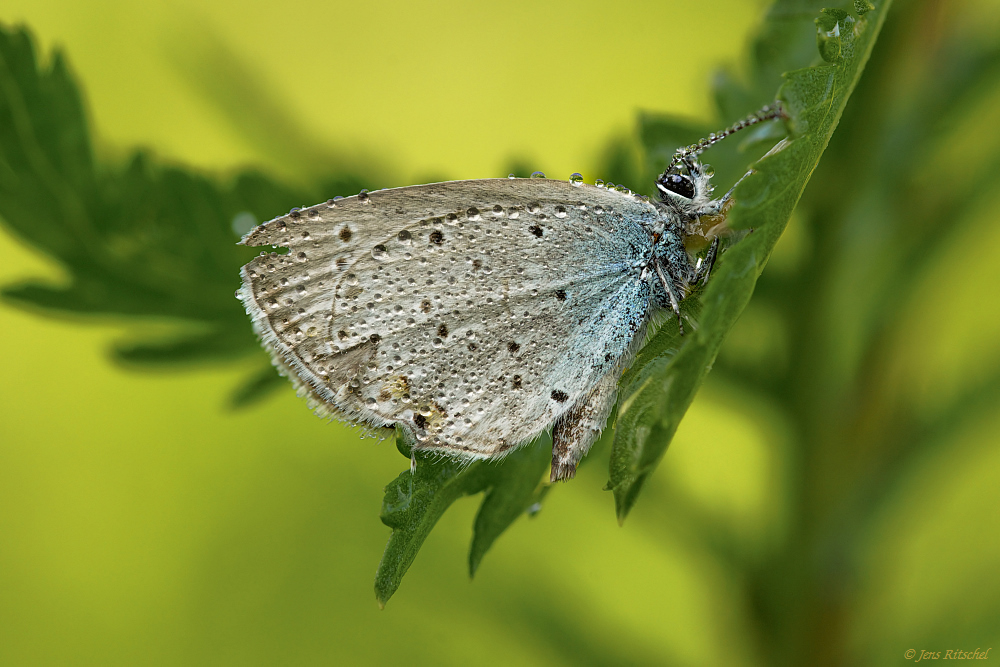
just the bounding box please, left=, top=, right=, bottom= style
left=594, top=205, right=604, bottom=215
left=702, top=163, right=715, bottom=177
left=326, top=198, right=337, bottom=208
left=569, top=173, right=583, bottom=186
left=346, top=273, right=359, bottom=286
left=595, top=179, right=605, bottom=188
left=231, top=211, right=256, bottom=237
left=366, top=397, right=376, bottom=406
left=815, top=10, right=847, bottom=63
left=467, top=206, right=481, bottom=221
left=491, top=204, right=504, bottom=217
left=507, top=173, right=516, bottom=179
left=358, top=189, right=371, bottom=203
left=554, top=205, right=567, bottom=218
left=817, top=27, right=842, bottom=62
left=530, top=171, right=545, bottom=179
left=371, top=244, right=389, bottom=260
left=527, top=203, right=541, bottom=214
left=397, top=229, right=413, bottom=244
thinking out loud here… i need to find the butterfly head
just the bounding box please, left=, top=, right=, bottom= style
left=654, top=103, right=786, bottom=217
left=655, top=157, right=714, bottom=216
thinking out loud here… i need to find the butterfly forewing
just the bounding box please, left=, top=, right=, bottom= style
left=239, top=178, right=662, bottom=458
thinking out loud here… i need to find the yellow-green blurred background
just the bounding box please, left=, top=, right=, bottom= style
left=1, top=1, right=999, bottom=665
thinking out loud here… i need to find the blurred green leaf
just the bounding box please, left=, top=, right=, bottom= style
left=0, top=24, right=377, bottom=393
left=608, top=0, right=891, bottom=520
left=112, top=325, right=252, bottom=366
left=227, top=361, right=288, bottom=410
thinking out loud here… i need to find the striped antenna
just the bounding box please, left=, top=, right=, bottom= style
left=669, top=103, right=786, bottom=170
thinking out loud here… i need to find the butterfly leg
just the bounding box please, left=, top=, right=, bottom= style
left=714, top=168, right=755, bottom=212
left=694, top=237, right=720, bottom=286
left=550, top=370, right=620, bottom=482
left=653, top=258, right=685, bottom=336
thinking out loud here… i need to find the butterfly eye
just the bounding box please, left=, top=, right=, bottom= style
left=657, top=173, right=695, bottom=200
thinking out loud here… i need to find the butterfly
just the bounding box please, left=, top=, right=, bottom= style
left=237, top=104, right=784, bottom=481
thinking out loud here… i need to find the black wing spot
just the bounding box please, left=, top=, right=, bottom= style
left=421, top=300, right=432, bottom=313
left=512, top=375, right=522, bottom=389
left=414, top=414, right=427, bottom=429
left=472, top=259, right=482, bottom=270
left=429, top=230, right=444, bottom=245
left=337, top=330, right=349, bottom=340
left=551, top=390, right=568, bottom=403
left=339, top=226, right=352, bottom=242
left=507, top=341, right=520, bottom=353
left=438, top=323, right=449, bottom=337
left=528, top=225, right=543, bottom=238
left=555, top=289, right=567, bottom=301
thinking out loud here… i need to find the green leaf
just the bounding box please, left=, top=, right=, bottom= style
left=374, top=453, right=482, bottom=608
left=608, top=0, right=892, bottom=521
left=374, top=437, right=551, bottom=606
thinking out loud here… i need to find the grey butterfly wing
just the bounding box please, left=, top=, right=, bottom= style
left=238, top=178, right=662, bottom=458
